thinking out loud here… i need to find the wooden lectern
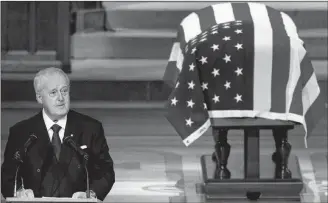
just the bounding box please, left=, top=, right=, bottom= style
left=6, top=197, right=99, bottom=203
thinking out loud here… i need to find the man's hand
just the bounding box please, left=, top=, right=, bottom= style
left=16, top=188, right=34, bottom=198
left=72, top=190, right=97, bottom=199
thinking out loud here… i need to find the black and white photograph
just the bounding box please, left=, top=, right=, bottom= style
left=1, top=1, right=327, bottom=202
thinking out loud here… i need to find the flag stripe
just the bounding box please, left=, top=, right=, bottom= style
left=163, top=61, right=180, bottom=88
left=303, top=72, right=324, bottom=137
left=249, top=3, right=273, bottom=111
left=266, top=7, right=291, bottom=113
left=180, top=12, right=202, bottom=44
left=163, top=42, right=184, bottom=88
left=288, top=77, right=303, bottom=115
left=304, top=88, right=323, bottom=136
left=177, top=26, right=186, bottom=50
left=303, top=72, right=322, bottom=118
left=280, top=12, right=300, bottom=39
left=212, top=3, right=235, bottom=24
left=289, top=52, right=313, bottom=115
left=195, top=6, right=216, bottom=31
left=231, top=2, right=253, bottom=21
left=168, top=42, right=181, bottom=62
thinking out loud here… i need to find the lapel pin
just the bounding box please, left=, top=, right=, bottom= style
left=71, top=134, right=74, bottom=137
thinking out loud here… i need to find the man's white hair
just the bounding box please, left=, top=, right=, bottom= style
left=33, top=67, right=70, bottom=94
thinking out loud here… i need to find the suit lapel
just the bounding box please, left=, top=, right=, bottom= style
left=51, top=110, right=83, bottom=194
left=58, top=110, right=81, bottom=177
left=32, top=111, right=52, bottom=172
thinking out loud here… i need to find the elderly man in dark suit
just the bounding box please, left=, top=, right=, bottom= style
left=1, top=67, right=115, bottom=201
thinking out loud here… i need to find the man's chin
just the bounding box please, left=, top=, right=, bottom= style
left=54, top=108, right=69, bottom=117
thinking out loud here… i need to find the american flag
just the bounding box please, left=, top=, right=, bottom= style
left=164, top=3, right=324, bottom=147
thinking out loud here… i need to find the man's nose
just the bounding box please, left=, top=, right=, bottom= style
left=57, top=92, right=64, bottom=101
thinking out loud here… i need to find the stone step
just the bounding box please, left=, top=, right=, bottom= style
left=1, top=60, right=62, bottom=73
left=72, top=29, right=327, bottom=59
left=2, top=59, right=327, bottom=81
left=71, top=29, right=175, bottom=59
left=1, top=79, right=326, bottom=103
left=2, top=59, right=167, bottom=81
left=2, top=59, right=327, bottom=102
left=1, top=80, right=167, bottom=102
left=98, top=2, right=328, bottom=30
left=1, top=50, right=58, bottom=61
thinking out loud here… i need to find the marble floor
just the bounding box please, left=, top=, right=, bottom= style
left=1, top=108, right=327, bottom=203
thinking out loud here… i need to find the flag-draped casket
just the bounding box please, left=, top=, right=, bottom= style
left=163, top=2, right=325, bottom=147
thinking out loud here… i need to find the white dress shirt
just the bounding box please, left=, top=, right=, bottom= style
left=42, top=109, right=67, bottom=143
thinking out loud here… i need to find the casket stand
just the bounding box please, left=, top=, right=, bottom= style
left=201, top=118, right=303, bottom=201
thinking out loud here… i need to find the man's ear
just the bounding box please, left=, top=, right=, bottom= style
left=36, top=93, right=42, bottom=104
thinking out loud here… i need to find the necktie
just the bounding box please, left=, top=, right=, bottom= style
left=51, top=124, right=62, bottom=160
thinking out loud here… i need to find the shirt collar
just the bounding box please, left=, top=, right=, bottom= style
left=42, top=109, right=67, bottom=131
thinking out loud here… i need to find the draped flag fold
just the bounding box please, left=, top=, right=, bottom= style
left=164, top=2, right=324, bottom=147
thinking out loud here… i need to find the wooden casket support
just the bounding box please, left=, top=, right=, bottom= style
left=201, top=118, right=303, bottom=201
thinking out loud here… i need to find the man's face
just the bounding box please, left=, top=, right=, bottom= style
left=37, top=73, right=70, bottom=120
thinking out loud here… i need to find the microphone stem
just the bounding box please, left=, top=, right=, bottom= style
left=84, top=161, right=90, bottom=198
left=14, top=164, right=21, bottom=197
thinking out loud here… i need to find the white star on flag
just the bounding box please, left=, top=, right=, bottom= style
left=223, top=54, right=231, bottom=63
left=212, top=68, right=220, bottom=77
left=188, top=81, right=195, bottom=89
left=171, top=97, right=178, bottom=106
left=212, top=94, right=220, bottom=103
left=191, top=47, right=197, bottom=54
left=211, top=44, right=219, bottom=51
left=235, top=43, right=243, bottom=50
left=235, top=29, right=243, bottom=34
left=189, top=63, right=195, bottom=71
left=223, top=36, right=231, bottom=41
left=224, top=81, right=231, bottom=89
left=201, top=82, right=208, bottom=90
left=185, top=118, right=193, bottom=126
left=187, top=99, right=195, bottom=108
left=234, top=94, right=242, bottom=103
left=235, top=67, right=243, bottom=76
left=199, top=56, right=208, bottom=64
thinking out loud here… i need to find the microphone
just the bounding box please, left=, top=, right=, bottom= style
left=13, top=134, right=38, bottom=163
left=63, top=136, right=90, bottom=198
left=63, top=136, right=89, bottom=161
left=13, top=134, right=38, bottom=197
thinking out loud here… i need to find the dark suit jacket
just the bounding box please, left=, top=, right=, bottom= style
left=1, top=110, right=115, bottom=201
